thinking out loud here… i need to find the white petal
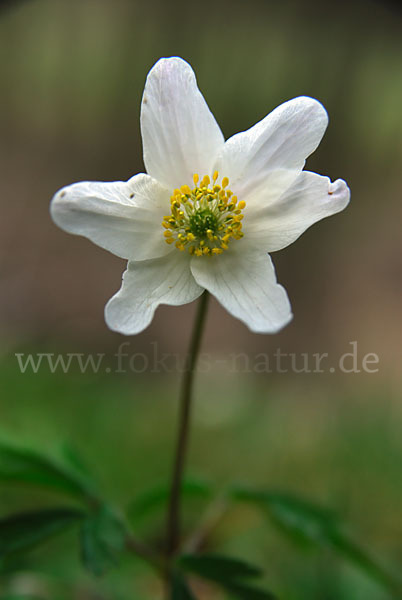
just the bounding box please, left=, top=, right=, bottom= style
left=141, top=57, right=224, bottom=190
left=105, top=253, right=204, bottom=335
left=50, top=174, right=172, bottom=261
left=243, top=172, right=350, bottom=252
left=214, top=96, right=328, bottom=204
left=190, top=249, right=292, bottom=334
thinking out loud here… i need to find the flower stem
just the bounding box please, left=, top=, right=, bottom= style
left=166, top=291, right=210, bottom=557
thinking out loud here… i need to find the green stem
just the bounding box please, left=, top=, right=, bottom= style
left=166, top=291, right=210, bottom=558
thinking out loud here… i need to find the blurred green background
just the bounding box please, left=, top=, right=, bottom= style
left=0, top=0, right=401, bottom=598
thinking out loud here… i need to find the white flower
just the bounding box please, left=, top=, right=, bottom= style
left=50, top=57, right=350, bottom=335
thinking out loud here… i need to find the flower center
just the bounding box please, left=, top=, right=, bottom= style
left=162, top=172, right=245, bottom=257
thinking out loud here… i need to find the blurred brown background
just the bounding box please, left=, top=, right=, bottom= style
left=1, top=0, right=401, bottom=373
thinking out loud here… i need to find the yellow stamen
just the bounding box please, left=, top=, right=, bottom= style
left=161, top=172, right=246, bottom=257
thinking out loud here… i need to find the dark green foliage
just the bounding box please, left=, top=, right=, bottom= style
left=178, top=553, right=276, bottom=600
left=171, top=572, right=198, bottom=600
left=179, top=553, right=263, bottom=581
left=0, top=441, right=96, bottom=500
left=80, top=505, right=127, bottom=576
left=231, top=488, right=402, bottom=594
left=0, top=508, right=83, bottom=559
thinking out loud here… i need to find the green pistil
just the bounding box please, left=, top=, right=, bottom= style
left=189, top=210, right=218, bottom=237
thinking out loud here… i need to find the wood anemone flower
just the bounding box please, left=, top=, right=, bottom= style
left=51, top=57, right=350, bottom=335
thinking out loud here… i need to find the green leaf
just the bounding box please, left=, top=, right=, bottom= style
left=328, top=530, right=402, bottom=591
left=232, top=489, right=337, bottom=545
left=0, top=508, right=83, bottom=558
left=178, top=554, right=276, bottom=600
left=128, top=477, right=212, bottom=524
left=222, top=581, right=276, bottom=600
left=60, top=442, right=94, bottom=479
left=80, top=505, right=126, bottom=576
left=171, top=572, right=198, bottom=600
left=179, top=553, right=263, bottom=581
left=0, top=440, right=96, bottom=500
left=231, top=488, right=402, bottom=593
